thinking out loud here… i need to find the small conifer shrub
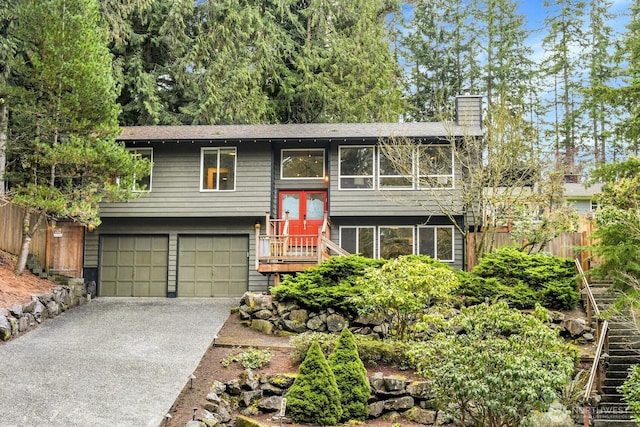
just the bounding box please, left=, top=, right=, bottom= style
left=328, top=328, right=370, bottom=421
left=285, top=341, right=343, bottom=425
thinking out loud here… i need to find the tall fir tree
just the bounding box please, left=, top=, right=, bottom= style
left=185, top=0, right=405, bottom=124
left=541, top=0, right=587, bottom=180
left=5, top=0, right=149, bottom=274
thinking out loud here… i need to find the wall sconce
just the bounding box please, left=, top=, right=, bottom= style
left=87, top=224, right=95, bottom=232
left=254, top=219, right=261, bottom=229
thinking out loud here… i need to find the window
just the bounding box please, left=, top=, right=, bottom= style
left=418, top=226, right=454, bottom=261
left=339, top=227, right=375, bottom=258
left=128, top=148, right=153, bottom=192
left=200, top=147, right=236, bottom=191
left=418, top=145, right=453, bottom=188
left=339, top=146, right=374, bottom=189
left=379, top=227, right=414, bottom=259
left=378, top=148, right=413, bottom=189
left=281, top=149, right=325, bottom=179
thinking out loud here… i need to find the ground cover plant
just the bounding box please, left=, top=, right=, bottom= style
left=621, top=364, right=640, bottom=424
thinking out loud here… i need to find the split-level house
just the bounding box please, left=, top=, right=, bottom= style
left=82, top=95, right=483, bottom=298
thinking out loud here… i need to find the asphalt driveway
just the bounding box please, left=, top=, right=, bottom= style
left=0, top=297, right=237, bottom=427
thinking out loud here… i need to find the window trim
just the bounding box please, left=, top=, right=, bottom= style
left=280, top=148, right=326, bottom=180
left=200, top=147, right=237, bottom=192
left=417, top=225, right=455, bottom=262
left=127, top=147, right=153, bottom=192
left=338, top=145, right=375, bottom=190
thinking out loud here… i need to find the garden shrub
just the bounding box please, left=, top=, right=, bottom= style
left=289, top=331, right=412, bottom=368
left=408, top=302, right=575, bottom=427
left=464, top=246, right=578, bottom=310
left=328, top=328, right=370, bottom=421
left=285, top=341, right=343, bottom=425
left=620, top=364, right=640, bottom=424
left=351, top=255, right=459, bottom=340
left=271, top=255, right=385, bottom=314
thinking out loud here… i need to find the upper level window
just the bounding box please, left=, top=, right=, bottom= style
left=339, top=146, right=374, bottom=189
left=128, top=148, right=153, bottom=192
left=201, top=147, right=236, bottom=191
left=281, top=149, right=325, bottom=179
left=418, top=145, right=453, bottom=188
left=378, top=147, right=413, bottom=189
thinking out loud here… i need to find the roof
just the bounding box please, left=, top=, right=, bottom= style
left=564, top=182, right=603, bottom=199
left=118, top=121, right=483, bottom=142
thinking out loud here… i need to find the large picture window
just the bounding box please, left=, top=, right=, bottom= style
left=418, top=226, right=454, bottom=261
left=128, top=148, right=153, bottom=192
left=339, top=227, right=375, bottom=258
left=418, top=145, right=453, bottom=188
left=339, top=146, right=374, bottom=189
left=281, top=149, right=325, bottom=179
left=200, top=147, right=236, bottom=191
left=379, top=227, right=414, bottom=259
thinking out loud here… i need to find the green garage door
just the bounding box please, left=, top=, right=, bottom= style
left=178, top=235, right=248, bottom=297
left=99, top=235, right=168, bottom=297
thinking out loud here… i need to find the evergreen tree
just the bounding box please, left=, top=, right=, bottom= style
left=402, top=0, right=478, bottom=121
left=541, top=0, right=587, bottom=180
left=5, top=0, right=149, bottom=274
left=328, top=328, right=370, bottom=421
left=285, top=341, right=343, bottom=425
left=186, top=0, right=405, bottom=124
left=605, top=0, right=640, bottom=157
left=582, top=0, right=617, bottom=164
left=105, top=0, right=195, bottom=125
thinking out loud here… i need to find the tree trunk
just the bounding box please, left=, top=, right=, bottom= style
left=0, top=100, right=7, bottom=195
left=14, top=209, right=44, bottom=275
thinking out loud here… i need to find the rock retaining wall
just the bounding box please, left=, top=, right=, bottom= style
left=0, top=278, right=88, bottom=341
left=239, top=292, right=597, bottom=343
left=194, top=369, right=445, bottom=426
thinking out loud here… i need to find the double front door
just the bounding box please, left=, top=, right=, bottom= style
left=279, top=190, right=327, bottom=239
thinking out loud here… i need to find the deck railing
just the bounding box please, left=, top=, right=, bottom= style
left=577, top=259, right=609, bottom=427
left=255, top=212, right=349, bottom=270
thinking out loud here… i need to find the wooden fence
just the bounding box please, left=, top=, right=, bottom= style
left=467, top=216, right=597, bottom=270
left=0, top=203, right=84, bottom=277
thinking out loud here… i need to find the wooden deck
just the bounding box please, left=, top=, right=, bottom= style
left=255, top=213, right=349, bottom=275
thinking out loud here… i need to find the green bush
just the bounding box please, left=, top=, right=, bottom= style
left=461, top=247, right=578, bottom=310
left=271, top=255, right=385, bottom=314
left=620, top=364, right=640, bottom=424
left=328, top=328, right=370, bottom=421
left=351, top=255, right=459, bottom=340
left=285, top=341, right=343, bottom=425
left=290, top=331, right=412, bottom=368
left=221, top=348, right=273, bottom=370
left=408, top=302, right=575, bottom=427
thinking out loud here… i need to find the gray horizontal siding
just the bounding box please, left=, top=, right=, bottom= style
left=84, top=217, right=268, bottom=293
left=100, top=142, right=271, bottom=218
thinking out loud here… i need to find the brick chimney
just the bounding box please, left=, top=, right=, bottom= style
left=455, top=94, right=483, bottom=127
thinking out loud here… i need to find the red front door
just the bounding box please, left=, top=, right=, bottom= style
left=279, top=190, right=327, bottom=237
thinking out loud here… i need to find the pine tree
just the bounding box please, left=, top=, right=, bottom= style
left=5, top=0, right=149, bottom=274
left=285, top=341, right=343, bottom=425
left=328, top=328, right=370, bottom=421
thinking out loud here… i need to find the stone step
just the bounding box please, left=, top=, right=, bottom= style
left=606, top=370, right=632, bottom=380
left=610, top=341, right=640, bottom=350
left=610, top=349, right=640, bottom=357
left=601, top=393, right=625, bottom=403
